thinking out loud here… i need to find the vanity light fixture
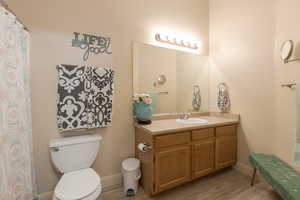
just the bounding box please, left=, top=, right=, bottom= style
left=155, top=33, right=199, bottom=51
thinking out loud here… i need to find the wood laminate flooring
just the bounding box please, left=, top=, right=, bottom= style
left=101, top=168, right=282, bottom=200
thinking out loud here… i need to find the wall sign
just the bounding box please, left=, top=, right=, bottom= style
left=72, top=32, right=112, bottom=61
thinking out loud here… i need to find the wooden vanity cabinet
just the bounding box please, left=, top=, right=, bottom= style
left=154, top=132, right=191, bottom=193
left=135, top=124, right=238, bottom=196
left=191, top=128, right=215, bottom=179
left=155, top=145, right=191, bottom=193
left=215, top=125, right=238, bottom=170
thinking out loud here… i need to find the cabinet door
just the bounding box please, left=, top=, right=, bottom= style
left=154, top=145, right=191, bottom=193
left=192, top=139, right=215, bottom=179
left=215, top=135, right=237, bottom=170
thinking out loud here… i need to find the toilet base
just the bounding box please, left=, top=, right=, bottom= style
left=53, top=185, right=102, bottom=200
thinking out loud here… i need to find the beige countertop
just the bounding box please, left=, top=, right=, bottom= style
left=134, top=113, right=239, bottom=135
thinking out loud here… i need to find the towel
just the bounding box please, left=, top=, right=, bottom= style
left=295, top=82, right=300, bottom=164
left=57, top=64, right=114, bottom=132
left=57, top=65, right=87, bottom=131
left=86, top=67, right=114, bottom=128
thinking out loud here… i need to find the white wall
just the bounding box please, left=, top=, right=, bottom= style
left=8, top=0, right=209, bottom=195
left=10, top=0, right=300, bottom=196
left=274, top=0, right=300, bottom=170
left=210, top=0, right=300, bottom=171
left=209, top=0, right=277, bottom=165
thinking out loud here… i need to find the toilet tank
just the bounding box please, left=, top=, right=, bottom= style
left=49, top=135, right=101, bottom=173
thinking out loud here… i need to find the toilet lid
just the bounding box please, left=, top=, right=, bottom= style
left=55, top=168, right=101, bottom=200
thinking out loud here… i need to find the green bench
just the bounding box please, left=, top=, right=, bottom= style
left=250, top=153, right=300, bottom=200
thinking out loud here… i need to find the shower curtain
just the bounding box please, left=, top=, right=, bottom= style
left=0, top=6, right=36, bottom=200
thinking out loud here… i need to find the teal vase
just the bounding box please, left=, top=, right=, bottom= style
left=133, top=101, right=153, bottom=124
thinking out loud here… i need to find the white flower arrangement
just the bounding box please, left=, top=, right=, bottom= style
left=133, top=93, right=152, bottom=105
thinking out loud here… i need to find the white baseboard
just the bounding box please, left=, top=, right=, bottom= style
left=37, top=173, right=123, bottom=200
left=101, top=173, right=123, bottom=192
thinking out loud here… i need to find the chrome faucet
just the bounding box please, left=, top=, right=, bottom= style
left=180, top=112, right=191, bottom=120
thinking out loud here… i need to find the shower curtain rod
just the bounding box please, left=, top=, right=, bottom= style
left=0, top=0, right=30, bottom=32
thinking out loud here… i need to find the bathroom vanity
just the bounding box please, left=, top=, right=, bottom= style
left=134, top=113, right=239, bottom=196
left=133, top=41, right=239, bottom=196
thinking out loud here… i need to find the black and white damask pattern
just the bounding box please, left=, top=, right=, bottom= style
left=86, top=67, right=114, bottom=128
left=57, top=64, right=114, bottom=132
left=192, top=85, right=201, bottom=110
left=57, top=65, right=87, bottom=131
left=217, top=82, right=230, bottom=112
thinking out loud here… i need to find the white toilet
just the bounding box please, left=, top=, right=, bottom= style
left=49, top=135, right=102, bottom=200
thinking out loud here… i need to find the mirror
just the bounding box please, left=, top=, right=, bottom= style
left=281, top=40, right=293, bottom=63
left=133, top=42, right=209, bottom=114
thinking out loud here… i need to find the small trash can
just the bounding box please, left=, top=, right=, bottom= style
left=122, top=158, right=141, bottom=196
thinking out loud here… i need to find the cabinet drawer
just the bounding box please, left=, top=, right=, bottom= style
left=192, top=128, right=214, bottom=141
left=216, top=125, right=237, bottom=137
left=155, top=132, right=190, bottom=148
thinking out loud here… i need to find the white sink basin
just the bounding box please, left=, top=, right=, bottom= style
left=176, top=118, right=209, bottom=124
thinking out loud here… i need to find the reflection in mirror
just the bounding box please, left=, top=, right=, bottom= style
left=157, top=75, right=167, bottom=85
left=133, top=42, right=209, bottom=114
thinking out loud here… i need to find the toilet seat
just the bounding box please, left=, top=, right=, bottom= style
left=54, top=168, right=101, bottom=200
left=53, top=186, right=101, bottom=200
